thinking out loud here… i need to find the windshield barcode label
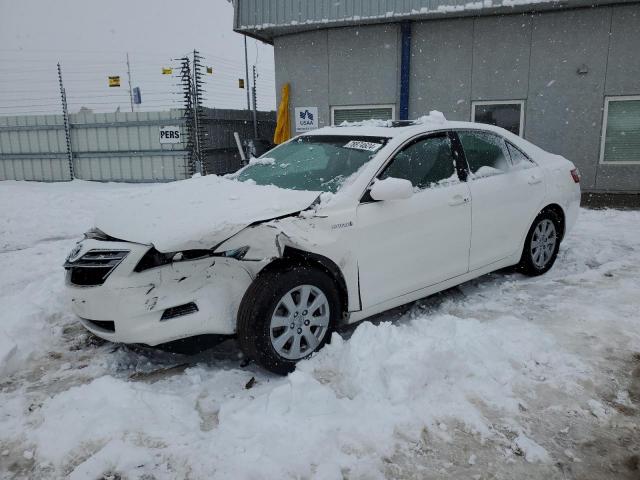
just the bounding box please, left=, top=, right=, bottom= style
left=343, top=140, right=383, bottom=152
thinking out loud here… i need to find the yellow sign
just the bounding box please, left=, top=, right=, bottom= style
left=238, top=78, right=245, bottom=89
left=206, top=66, right=213, bottom=74
left=162, top=67, right=173, bottom=75
left=108, top=76, right=121, bottom=87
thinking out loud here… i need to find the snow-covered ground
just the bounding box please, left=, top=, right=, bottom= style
left=1, top=180, right=639, bottom=480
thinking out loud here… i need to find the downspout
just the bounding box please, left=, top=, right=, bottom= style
left=399, top=21, right=412, bottom=120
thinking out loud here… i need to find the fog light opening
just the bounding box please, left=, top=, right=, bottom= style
left=160, top=302, right=199, bottom=321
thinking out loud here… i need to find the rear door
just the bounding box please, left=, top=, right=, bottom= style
left=455, top=130, right=545, bottom=271
left=356, top=132, right=472, bottom=308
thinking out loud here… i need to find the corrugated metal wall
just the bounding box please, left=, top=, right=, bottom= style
left=0, top=110, right=188, bottom=182
left=271, top=3, right=640, bottom=193
left=68, top=110, right=188, bottom=182
left=0, top=114, right=71, bottom=181
left=0, top=109, right=277, bottom=182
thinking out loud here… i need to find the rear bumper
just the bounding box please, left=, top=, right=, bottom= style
left=65, top=240, right=254, bottom=345
left=565, top=183, right=581, bottom=235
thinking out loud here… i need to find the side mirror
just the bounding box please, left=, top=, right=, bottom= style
left=369, top=177, right=414, bottom=201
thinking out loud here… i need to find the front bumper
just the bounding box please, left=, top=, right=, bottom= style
left=65, top=239, right=254, bottom=345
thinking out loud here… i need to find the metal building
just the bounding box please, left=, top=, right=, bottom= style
left=234, top=0, right=640, bottom=195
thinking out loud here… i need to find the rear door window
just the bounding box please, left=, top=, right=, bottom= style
left=458, top=131, right=510, bottom=178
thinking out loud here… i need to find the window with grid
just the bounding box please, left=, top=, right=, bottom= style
left=332, top=106, right=394, bottom=125
left=601, top=98, right=640, bottom=164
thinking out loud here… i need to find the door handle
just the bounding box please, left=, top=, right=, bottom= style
left=448, top=195, right=469, bottom=206
left=528, top=175, right=542, bottom=185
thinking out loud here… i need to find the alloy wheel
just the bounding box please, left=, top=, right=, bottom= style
left=530, top=218, right=557, bottom=269
left=269, top=284, right=331, bottom=360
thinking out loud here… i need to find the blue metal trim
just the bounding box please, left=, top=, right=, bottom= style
left=400, top=21, right=412, bottom=120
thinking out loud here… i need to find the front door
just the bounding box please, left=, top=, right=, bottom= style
left=356, top=132, right=472, bottom=309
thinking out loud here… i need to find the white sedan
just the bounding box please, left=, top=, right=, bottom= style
left=64, top=115, right=581, bottom=374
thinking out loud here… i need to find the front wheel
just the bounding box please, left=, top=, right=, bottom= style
left=237, top=265, right=340, bottom=375
left=517, top=210, right=562, bottom=276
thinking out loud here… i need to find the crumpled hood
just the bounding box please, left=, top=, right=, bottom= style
left=95, top=175, right=320, bottom=252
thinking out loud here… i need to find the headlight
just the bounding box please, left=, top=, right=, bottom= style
left=134, top=248, right=174, bottom=272
left=134, top=246, right=250, bottom=272
left=220, top=246, right=250, bottom=260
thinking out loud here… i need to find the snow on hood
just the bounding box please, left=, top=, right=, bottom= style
left=94, top=175, right=320, bottom=252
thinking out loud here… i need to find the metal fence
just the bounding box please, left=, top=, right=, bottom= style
left=201, top=108, right=277, bottom=175
left=0, top=109, right=276, bottom=182
left=0, top=114, right=71, bottom=181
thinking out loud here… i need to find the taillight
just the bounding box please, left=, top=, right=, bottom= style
left=570, top=168, right=580, bottom=183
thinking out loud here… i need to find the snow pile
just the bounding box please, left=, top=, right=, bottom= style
left=512, top=434, right=551, bottom=463
left=1, top=181, right=640, bottom=479
left=248, top=156, right=276, bottom=166
left=23, top=313, right=575, bottom=478
left=338, top=118, right=394, bottom=128
left=415, top=110, right=447, bottom=124
left=0, top=181, right=149, bottom=376
left=337, top=111, right=447, bottom=129
left=0, top=180, right=144, bottom=253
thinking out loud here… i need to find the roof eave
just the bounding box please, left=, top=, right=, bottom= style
left=234, top=0, right=636, bottom=43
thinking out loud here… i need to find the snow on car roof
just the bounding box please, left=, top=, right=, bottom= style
left=301, top=110, right=513, bottom=140
left=300, top=112, right=557, bottom=164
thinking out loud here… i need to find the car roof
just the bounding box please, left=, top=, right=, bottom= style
left=302, top=114, right=514, bottom=143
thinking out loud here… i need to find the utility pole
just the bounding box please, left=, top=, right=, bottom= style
left=192, top=49, right=206, bottom=175
left=179, top=57, right=196, bottom=176
left=57, top=62, right=74, bottom=179
left=243, top=36, right=251, bottom=111
left=251, top=65, right=258, bottom=139
left=126, top=53, right=134, bottom=112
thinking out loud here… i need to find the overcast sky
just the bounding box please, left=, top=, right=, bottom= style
left=0, top=0, right=276, bottom=115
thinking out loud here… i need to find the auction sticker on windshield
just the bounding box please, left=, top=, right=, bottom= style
left=343, top=140, right=383, bottom=152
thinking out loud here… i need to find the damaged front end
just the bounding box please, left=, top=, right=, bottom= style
left=65, top=195, right=359, bottom=346
left=64, top=238, right=256, bottom=345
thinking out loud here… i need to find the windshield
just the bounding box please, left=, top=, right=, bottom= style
left=236, top=135, right=389, bottom=192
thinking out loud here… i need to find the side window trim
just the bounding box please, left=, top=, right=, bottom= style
left=505, top=141, right=535, bottom=167
left=449, top=131, right=469, bottom=182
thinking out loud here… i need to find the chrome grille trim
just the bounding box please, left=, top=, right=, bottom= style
left=65, top=249, right=130, bottom=286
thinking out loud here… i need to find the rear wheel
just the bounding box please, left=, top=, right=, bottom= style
left=237, top=265, right=340, bottom=375
left=517, top=210, right=562, bottom=276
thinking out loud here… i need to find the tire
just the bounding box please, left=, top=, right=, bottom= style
left=237, top=264, right=341, bottom=375
left=517, top=209, right=562, bottom=276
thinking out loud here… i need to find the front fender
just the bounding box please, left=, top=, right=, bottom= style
left=215, top=217, right=360, bottom=312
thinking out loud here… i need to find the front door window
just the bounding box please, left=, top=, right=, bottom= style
left=379, top=134, right=458, bottom=189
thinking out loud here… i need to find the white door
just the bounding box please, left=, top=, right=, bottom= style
left=356, top=133, right=472, bottom=308
left=456, top=130, right=546, bottom=271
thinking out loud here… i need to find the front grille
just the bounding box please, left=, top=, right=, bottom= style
left=161, top=302, right=199, bottom=321
left=65, top=249, right=129, bottom=286
left=83, top=319, right=116, bottom=332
